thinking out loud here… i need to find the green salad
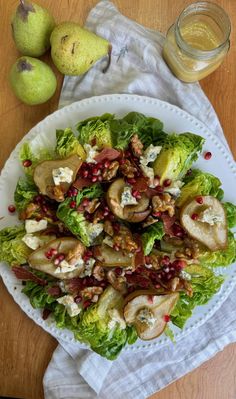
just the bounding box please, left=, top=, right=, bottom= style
left=0, top=111, right=235, bottom=359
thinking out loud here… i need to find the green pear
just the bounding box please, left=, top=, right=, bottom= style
left=50, top=22, right=111, bottom=76
left=11, top=0, right=55, bottom=57
left=9, top=56, right=57, bottom=105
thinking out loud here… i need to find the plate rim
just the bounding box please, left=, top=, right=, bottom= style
left=0, top=93, right=236, bottom=352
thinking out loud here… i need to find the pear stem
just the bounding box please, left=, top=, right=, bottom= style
left=20, top=0, right=25, bottom=7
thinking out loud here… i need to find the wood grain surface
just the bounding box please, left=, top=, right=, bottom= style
left=0, top=1, right=235, bottom=398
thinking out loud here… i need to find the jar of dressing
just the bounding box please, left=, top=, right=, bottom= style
left=162, top=2, right=231, bottom=82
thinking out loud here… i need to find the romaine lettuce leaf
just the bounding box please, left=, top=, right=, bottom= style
left=77, top=114, right=113, bottom=149
left=0, top=225, right=31, bottom=265
left=110, top=112, right=165, bottom=150
left=177, top=169, right=223, bottom=207
left=19, top=142, right=54, bottom=176
left=56, top=128, right=86, bottom=159
left=171, top=264, right=224, bottom=329
left=57, top=200, right=90, bottom=246
left=14, top=176, right=38, bottom=213
left=123, top=112, right=165, bottom=148
left=74, top=286, right=137, bottom=359
left=223, top=202, right=236, bottom=228
left=199, top=231, right=236, bottom=267
left=141, top=222, right=164, bottom=255
left=57, top=184, right=104, bottom=246
left=153, top=133, right=205, bottom=184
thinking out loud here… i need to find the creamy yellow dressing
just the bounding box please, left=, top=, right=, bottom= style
left=163, top=12, right=230, bottom=82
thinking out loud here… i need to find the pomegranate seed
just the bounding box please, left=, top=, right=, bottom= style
left=83, top=250, right=93, bottom=261
left=98, top=175, right=103, bottom=182
left=155, top=284, right=161, bottom=288
left=163, top=314, right=171, bottom=322
left=51, top=249, right=58, bottom=256
left=191, top=213, right=199, bottom=220
left=113, top=223, right=120, bottom=233
left=166, top=273, right=173, bottom=280
left=22, top=159, right=32, bottom=167
left=71, top=188, right=78, bottom=196
left=204, top=151, right=212, bottom=160
left=153, top=211, right=161, bottom=218
left=163, top=179, right=172, bottom=187
left=132, top=189, right=141, bottom=198
left=108, top=213, right=115, bottom=221
left=148, top=295, right=153, bottom=304
left=82, top=170, right=89, bottom=178
left=74, top=295, right=82, bottom=304
left=154, top=175, right=160, bottom=180
left=125, top=151, right=131, bottom=157
left=83, top=300, right=91, bottom=309
left=172, top=259, right=186, bottom=271
left=91, top=176, right=98, bottom=183
left=92, top=167, right=100, bottom=176
left=173, top=224, right=184, bottom=238
left=114, top=267, right=122, bottom=276
left=161, top=256, right=170, bottom=266
left=70, top=201, right=77, bottom=209
left=163, top=266, right=170, bottom=273
left=81, top=198, right=89, bottom=207
left=119, top=158, right=126, bottom=165
left=42, top=205, right=49, bottom=213
left=104, top=160, right=111, bottom=168
left=8, top=205, right=16, bottom=213
left=67, top=189, right=74, bottom=197
left=196, top=196, right=203, bottom=204
left=34, top=195, right=43, bottom=204
left=100, top=281, right=107, bottom=288
left=156, top=185, right=164, bottom=193
left=45, top=251, right=53, bottom=259
left=126, top=178, right=136, bottom=185
left=54, top=253, right=65, bottom=265
left=113, top=244, right=120, bottom=251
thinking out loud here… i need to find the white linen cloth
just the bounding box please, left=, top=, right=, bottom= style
left=44, top=1, right=236, bottom=398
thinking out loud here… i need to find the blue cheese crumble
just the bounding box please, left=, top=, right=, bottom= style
left=52, top=167, right=73, bottom=186
left=120, top=186, right=137, bottom=208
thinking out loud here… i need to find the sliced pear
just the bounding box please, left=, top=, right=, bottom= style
left=124, top=292, right=179, bottom=340
left=180, top=195, right=227, bottom=251
left=28, top=237, right=84, bottom=279
left=33, top=154, right=82, bottom=201
left=106, top=178, right=150, bottom=223
left=93, top=243, right=135, bottom=268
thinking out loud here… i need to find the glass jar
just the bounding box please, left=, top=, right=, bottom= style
left=162, top=2, right=231, bottom=82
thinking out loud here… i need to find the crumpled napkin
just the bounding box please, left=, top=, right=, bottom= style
left=44, top=2, right=236, bottom=398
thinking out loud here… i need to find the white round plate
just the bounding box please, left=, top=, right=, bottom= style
left=0, top=94, right=235, bottom=352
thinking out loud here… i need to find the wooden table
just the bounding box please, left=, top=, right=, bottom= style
left=0, top=1, right=235, bottom=398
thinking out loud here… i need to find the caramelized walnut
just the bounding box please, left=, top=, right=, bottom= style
left=66, top=242, right=85, bottom=265
left=131, top=134, right=143, bottom=157
left=152, top=193, right=175, bottom=217
left=120, top=160, right=137, bottom=178
left=113, top=225, right=138, bottom=253
left=102, top=161, right=119, bottom=180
